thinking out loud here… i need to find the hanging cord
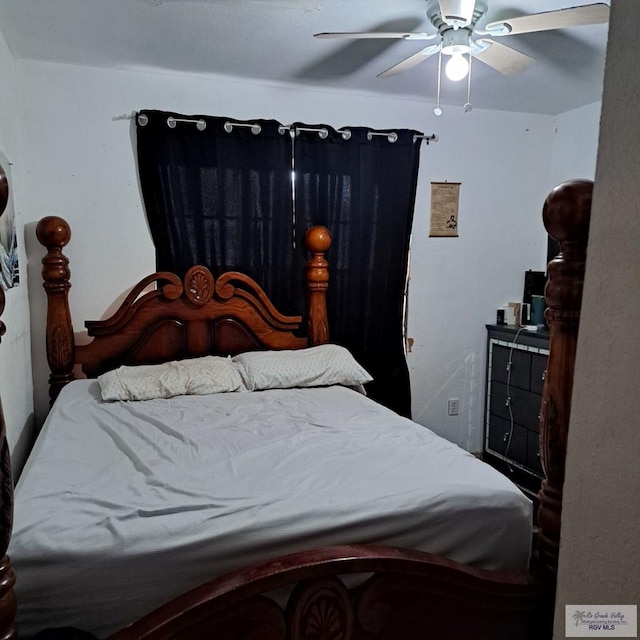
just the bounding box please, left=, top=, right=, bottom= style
left=504, top=326, right=527, bottom=474
left=434, top=49, right=443, bottom=116
left=464, top=55, right=473, bottom=113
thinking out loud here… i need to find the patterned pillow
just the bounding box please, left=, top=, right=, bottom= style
left=98, top=355, right=246, bottom=401
left=233, top=344, right=373, bottom=391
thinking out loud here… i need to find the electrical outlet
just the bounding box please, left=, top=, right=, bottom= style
left=447, top=398, right=459, bottom=416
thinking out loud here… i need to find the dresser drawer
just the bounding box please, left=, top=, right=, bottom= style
left=530, top=353, right=548, bottom=394
left=489, top=381, right=542, bottom=432
left=491, top=344, right=532, bottom=390
left=487, top=415, right=528, bottom=466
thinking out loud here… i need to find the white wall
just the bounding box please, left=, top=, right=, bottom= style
left=546, top=101, right=601, bottom=258
left=17, top=60, right=558, bottom=453
left=0, top=30, right=34, bottom=477
left=550, top=102, right=601, bottom=186
left=554, top=1, right=640, bottom=634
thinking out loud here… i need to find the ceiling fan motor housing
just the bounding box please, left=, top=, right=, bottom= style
left=426, top=0, right=488, bottom=32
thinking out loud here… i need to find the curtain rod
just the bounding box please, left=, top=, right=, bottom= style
left=137, top=114, right=438, bottom=145
left=277, top=124, right=438, bottom=145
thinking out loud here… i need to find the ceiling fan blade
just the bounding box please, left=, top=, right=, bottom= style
left=473, top=39, right=535, bottom=75
left=377, top=44, right=441, bottom=78
left=484, top=3, right=610, bottom=37
left=314, top=31, right=437, bottom=41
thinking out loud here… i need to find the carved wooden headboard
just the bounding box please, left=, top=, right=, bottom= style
left=36, top=216, right=333, bottom=404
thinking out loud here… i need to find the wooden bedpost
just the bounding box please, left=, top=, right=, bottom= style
left=36, top=216, right=76, bottom=404
left=0, top=288, right=17, bottom=639
left=305, top=226, right=332, bottom=345
left=536, top=180, right=592, bottom=615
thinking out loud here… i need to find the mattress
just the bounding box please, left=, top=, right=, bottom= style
left=10, top=380, right=532, bottom=638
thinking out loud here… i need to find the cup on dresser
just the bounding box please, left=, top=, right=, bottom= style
left=531, top=295, right=546, bottom=326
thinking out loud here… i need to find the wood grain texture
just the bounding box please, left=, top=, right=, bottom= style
left=305, top=225, right=331, bottom=346
left=107, top=545, right=544, bottom=640
left=36, top=216, right=75, bottom=404
left=533, top=180, right=592, bottom=637
left=35, top=218, right=333, bottom=392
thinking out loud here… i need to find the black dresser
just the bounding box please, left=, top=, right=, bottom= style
left=483, top=325, right=550, bottom=501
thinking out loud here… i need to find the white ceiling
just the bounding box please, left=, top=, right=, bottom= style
left=0, top=0, right=611, bottom=115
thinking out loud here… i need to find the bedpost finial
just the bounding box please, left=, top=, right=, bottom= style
left=535, top=179, right=592, bottom=592
left=305, top=226, right=331, bottom=346
left=36, top=216, right=71, bottom=250
left=543, top=179, right=592, bottom=247
left=37, top=216, right=75, bottom=403
left=305, top=226, right=332, bottom=254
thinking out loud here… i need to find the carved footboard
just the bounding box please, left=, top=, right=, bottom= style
left=108, top=545, right=544, bottom=640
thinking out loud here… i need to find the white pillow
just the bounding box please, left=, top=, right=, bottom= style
left=98, top=355, right=246, bottom=401
left=233, top=344, right=373, bottom=391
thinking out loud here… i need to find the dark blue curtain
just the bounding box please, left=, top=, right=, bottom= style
left=293, top=125, right=422, bottom=417
left=136, top=111, right=422, bottom=417
left=136, top=110, right=296, bottom=313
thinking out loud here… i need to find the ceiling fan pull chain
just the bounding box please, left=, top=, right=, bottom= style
left=464, top=54, right=473, bottom=113
left=434, top=49, right=443, bottom=117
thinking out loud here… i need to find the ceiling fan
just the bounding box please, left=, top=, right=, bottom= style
left=314, top=1, right=610, bottom=84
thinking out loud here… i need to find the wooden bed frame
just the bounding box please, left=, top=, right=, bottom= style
left=0, top=179, right=593, bottom=639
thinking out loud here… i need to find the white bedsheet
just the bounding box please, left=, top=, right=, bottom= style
left=10, top=380, right=532, bottom=638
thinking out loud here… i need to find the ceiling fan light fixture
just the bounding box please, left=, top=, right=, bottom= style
left=440, top=27, right=471, bottom=55
left=445, top=52, right=470, bottom=81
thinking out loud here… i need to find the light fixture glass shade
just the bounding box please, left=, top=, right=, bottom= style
left=445, top=53, right=469, bottom=81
